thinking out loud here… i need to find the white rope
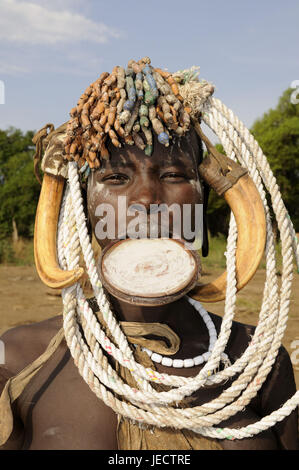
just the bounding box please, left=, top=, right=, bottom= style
left=56, top=97, right=299, bottom=440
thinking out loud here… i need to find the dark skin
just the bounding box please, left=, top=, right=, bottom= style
left=0, top=131, right=298, bottom=450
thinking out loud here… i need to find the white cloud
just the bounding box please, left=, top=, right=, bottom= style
left=0, top=61, right=29, bottom=75
left=0, top=0, right=120, bottom=45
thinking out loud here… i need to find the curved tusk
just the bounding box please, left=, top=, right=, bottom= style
left=34, top=173, right=84, bottom=289
left=190, top=174, right=266, bottom=302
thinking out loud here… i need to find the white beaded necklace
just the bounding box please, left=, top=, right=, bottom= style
left=139, top=296, right=227, bottom=368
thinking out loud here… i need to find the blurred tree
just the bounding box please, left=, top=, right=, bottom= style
left=0, top=127, right=40, bottom=239
left=206, top=88, right=299, bottom=235
left=251, top=88, right=299, bottom=232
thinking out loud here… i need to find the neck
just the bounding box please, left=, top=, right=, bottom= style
left=107, top=293, right=208, bottom=342
left=107, top=293, right=213, bottom=359
left=108, top=294, right=184, bottom=324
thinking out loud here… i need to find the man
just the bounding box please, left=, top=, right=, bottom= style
left=0, top=58, right=298, bottom=450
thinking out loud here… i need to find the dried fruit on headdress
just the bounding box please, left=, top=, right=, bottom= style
left=64, top=58, right=214, bottom=176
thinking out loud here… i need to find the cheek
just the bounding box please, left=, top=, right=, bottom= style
left=87, top=185, right=126, bottom=248
left=163, top=181, right=202, bottom=205
left=87, top=183, right=114, bottom=231
left=187, top=179, right=203, bottom=203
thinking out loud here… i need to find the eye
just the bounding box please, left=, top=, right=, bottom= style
left=103, top=173, right=129, bottom=185
left=161, top=172, right=188, bottom=182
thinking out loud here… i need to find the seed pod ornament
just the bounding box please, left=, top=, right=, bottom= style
left=64, top=57, right=210, bottom=171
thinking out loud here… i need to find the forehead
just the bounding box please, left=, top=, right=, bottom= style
left=100, top=128, right=200, bottom=172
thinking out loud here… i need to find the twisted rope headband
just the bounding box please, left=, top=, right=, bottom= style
left=33, top=58, right=299, bottom=440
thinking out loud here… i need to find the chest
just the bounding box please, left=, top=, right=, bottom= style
left=18, top=348, right=118, bottom=449
left=16, top=347, right=278, bottom=450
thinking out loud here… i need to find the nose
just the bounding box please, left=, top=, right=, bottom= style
left=129, top=176, right=161, bottom=212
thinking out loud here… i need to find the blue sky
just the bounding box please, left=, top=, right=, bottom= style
left=0, top=0, right=298, bottom=140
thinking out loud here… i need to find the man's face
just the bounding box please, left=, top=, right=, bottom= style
left=87, top=129, right=203, bottom=250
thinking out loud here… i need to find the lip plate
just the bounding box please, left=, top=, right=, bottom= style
left=98, top=238, right=201, bottom=306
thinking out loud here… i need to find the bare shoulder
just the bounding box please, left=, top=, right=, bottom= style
left=0, top=315, right=63, bottom=376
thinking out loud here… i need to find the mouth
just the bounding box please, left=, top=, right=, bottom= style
left=117, top=221, right=175, bottom=241
left=98, top=237, right=201, bottom=306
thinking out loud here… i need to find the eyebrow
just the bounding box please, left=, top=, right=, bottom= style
left=101, top=158, right=136, bottom=171
left=158, top=159, right=194, bottom=169
left=102, top=145, right=199, bottom=172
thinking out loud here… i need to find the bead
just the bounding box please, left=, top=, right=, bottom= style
left=144, top=144, right=153, bottom=156
left=119, top=110, right=131, bottom=125
left=128, top=86, right=136, bottom=102
left=142, top=125, right=153, bottom=146
left=125, top=67, right=134, bottom=77
left=143, top=64, right=151, bottom=74
left=124, top=135, right=134, bottom=145
left=152, top=117, right=164, bottom=135
left=148, top=105, right=156, bottom=120
left=124, top=99, right=135, bottom=111
left=124, top=102, right=140, bottom=135
left=161, top=357, right=173, bottom=367
left=143, top=79, right=150, bottom=92
left=139, top=104, right=149, bottom=116
left=202, top=311, right=211, bottom=319
left=79, top=161, right=89, bottom=173
left=136, top=89, right=143, bottom=100
left=142, top=347, right=152, bottom=356
left=132, top=121, right=140, bottom=133
left=183, top=358, right=195, bottom=368
left=136, top=297, right=218, bottom=369
left=158, top=132, right=169, bottom=146
left=132, top=132, right=145, bottom=150
left=141, top=56, right=151, bottom=64
left=140, top=116, right=149, bottom=127
left=145, top=74, right=158, bottom=93
left=194, top=355, right=204, bottom=366
left=151, top=353, right=162, bottom=363
left=202, top=352, right=211, bottom=361
left=144, top=90, right=156, bottom=105
left=172, top=359, right=184, bottom=368
left=131, top=61, right=141, bottom=74
left=84, top=166, right=91, bottom=178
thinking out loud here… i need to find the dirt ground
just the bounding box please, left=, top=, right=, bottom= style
left=0, top=264, right=298, bottom=388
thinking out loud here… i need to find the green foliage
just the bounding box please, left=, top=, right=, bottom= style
left=206, top=88, right=299, bottom=234
left=0, top=127, right=40, bottom=239
left=0, top=238, right=15, bottom=263
left=251, top=88, right=299, bottom=231
left=202, top=233, right=227, bottom=269
left=0, top=238, right=35, bottom=265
